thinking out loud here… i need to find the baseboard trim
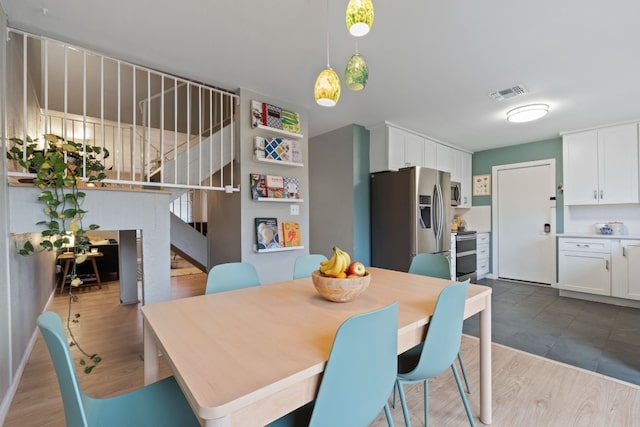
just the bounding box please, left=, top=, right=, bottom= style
left=0, top=286, right=57, bottom=425
left=0, top=324, right=40, bottom=425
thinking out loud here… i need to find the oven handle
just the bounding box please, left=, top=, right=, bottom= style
left=456, top=250, right=477, bottom=258
left=456, top=235, right=476, bottom=241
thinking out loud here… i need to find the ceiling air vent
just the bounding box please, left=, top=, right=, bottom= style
left=489, top=84, right=528, bottom=101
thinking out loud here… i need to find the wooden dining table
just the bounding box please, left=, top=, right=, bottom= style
left=142, top=267, right=492, bottom=426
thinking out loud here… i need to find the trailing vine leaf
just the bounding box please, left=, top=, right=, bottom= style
left=7, top=134, right=109, bottom=373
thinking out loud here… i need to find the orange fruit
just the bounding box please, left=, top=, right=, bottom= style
left=335, top=271, right=347, bottom=279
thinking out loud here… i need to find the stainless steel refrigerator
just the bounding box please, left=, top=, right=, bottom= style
left=370, top=166, right=451, bottom=272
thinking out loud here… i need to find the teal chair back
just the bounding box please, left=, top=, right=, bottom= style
left=270, top=302, right=398, bottom=427
left=309, top=302, right=398, bottom=427
left=205, top=262, right=260, bottom=294
left=38, top=311, right=88, bottom=425
left=293, top=254, right=328, bottom=279
left=409, top=253, right=451, bottom=279
left=38, top=311, right=200, bottom=427
left=405, top=279, right=470, bottom=379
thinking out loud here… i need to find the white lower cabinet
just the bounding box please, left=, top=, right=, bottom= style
left=476, top=232, right=490, bottom=279
left=612, top=240, right=640, bottom=300
left=558, top=238, right=611, bottom=295
left=450, top=233, right=456, bottom=281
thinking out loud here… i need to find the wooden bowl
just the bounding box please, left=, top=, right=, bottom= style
left=311, top=270, right=371, bottom=302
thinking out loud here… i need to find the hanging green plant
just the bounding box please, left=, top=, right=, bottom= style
left=7, top=133, right=109, bottom=373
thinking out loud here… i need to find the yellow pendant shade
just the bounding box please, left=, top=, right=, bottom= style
left=346, top=0, right=374, bottom=37
left=314, top=67, right=341, bottom=107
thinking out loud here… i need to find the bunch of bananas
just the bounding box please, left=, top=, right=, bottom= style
left=319, top=247, right=351, bottom=277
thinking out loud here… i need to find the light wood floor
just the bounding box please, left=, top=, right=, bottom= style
left=5, top=272, right=640, bottom=426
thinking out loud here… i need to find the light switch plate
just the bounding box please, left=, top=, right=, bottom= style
left=290, top=204, right=300, bottom=216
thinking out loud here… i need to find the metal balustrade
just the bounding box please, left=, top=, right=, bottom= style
left=5, top=28, right=239, bottom=192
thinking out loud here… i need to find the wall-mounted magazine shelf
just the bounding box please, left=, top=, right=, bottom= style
left=254, top=156, right=304, bottom=167
left=255, top=245, right=304, bottom=253
left=255, top=124, right=303, bottom=139
left=256, top=197, right=304, bottom=203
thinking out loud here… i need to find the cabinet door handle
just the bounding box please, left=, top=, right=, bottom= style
left=593, top=190, right=597, bottom=200
left=600, top=190, right=604, bottom=199
left=576, top=244, right=590, bottom=248
left=623, top=247, right=627, bottom=257
left=606, top=260, right=609, bottom=271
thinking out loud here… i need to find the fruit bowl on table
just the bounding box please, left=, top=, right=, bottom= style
left=311, top=270, right=371, bottom=303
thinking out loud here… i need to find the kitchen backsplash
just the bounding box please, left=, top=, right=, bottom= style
left=563, top=204, right=640, bottom=235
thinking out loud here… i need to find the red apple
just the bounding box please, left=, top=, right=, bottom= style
left=347, top=261, right=366, bottom=277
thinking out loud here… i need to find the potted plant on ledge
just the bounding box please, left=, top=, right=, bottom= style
left=7, top=133, right=109, bottom=373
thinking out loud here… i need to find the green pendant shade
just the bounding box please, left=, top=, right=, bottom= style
left=346, top=0, right=374, bottom=37
left=345, top=53, right=368, bottom=91
left=314, top=67, right=341, bottom=107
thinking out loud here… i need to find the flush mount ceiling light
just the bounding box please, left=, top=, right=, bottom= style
left=506, top=104, right=549, bottom=123
left=346, top=0, right=374, bottom=37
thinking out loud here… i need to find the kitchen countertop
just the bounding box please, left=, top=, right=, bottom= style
left=557, top=233, right=640, bottom=240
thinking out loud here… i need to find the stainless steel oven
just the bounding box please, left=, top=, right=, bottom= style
left=456, top=231, right=477, bottom=282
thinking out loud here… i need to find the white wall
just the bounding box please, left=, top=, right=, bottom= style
left=0, top=4, right=10, bottom=422
left=9, top=186, right=172, bottom=304
left=563, top=204, right=640, bottom=235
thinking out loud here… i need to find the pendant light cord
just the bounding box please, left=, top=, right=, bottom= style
left=325, top=0, right=330, bottom=68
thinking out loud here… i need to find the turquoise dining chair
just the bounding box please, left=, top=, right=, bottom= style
left=407, top=252, right=471, bottom=394
left=205, top=262, right=260, bottom=294
left=270, top=302, right=399, bottom=427
left=293, top=254, right=328, bottom=279
left=37, top=311, right=200, bottom=427
left=396, top=279, right=475, bottom=427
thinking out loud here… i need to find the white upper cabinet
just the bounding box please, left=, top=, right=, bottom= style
left=454, top=150, right=472, bottom=208
left=370, top=124, right=424, bottom=172
left=436, top=144, right=455, bottom=174
left=422, top=137, right=437, bottom=170
left=563, top=123, right=639, bottom=205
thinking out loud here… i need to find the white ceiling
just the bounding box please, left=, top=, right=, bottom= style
left=3, top=0, right=640, bottom=152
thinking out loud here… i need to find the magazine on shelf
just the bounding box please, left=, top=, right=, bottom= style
left=250, top=173, right=267, bottom=200
left=266, top=175, right=285, bottom=199
left=283, top=177, right=300, bottom=199
left=255, top=218, right=280, bottom=250
left=281, top=221, right=301, bottom=247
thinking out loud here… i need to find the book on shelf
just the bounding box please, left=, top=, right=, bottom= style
left=266, top=175, right=285, bottom=199
left=290, top=140, right=302, bottom=163
left=251, top=100, right=300, bottom=134
left=255, top=218, right=280, bottom=250
left=283, top=177, right=300, bottom=199
left=281, top=221, right=301, bottom=247
left=250, top=173, right=267, bottom=200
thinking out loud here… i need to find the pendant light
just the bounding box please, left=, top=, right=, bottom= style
left=345, top=41, right=369, bottom=91
left=346, top=0, right=374, bottom=37
left=314, top=0, right=341, bottom=106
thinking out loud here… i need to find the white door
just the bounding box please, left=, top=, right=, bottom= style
left=495, top=161, right=555, bottom=284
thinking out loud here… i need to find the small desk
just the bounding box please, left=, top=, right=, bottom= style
left=142, top=267, right=492, bottom=426
left=57, top=251, right=103, bottom=293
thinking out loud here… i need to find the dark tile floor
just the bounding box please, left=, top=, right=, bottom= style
left=463, top=278, right=640, bottom=385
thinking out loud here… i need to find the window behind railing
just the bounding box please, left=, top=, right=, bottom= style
left=5, top=28, right=239, bottom=192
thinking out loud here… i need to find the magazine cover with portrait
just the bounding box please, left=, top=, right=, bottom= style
left=255, top=218, right=279, bottom=250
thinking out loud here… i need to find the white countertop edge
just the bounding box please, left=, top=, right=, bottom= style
left=557, top=233, right=640, bottom=240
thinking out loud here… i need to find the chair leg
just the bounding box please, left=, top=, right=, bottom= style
left=396, top=380, right=412, bottom=427
left=423, top=380, right=429, bottom=427
left=451, top=364, right=476, bottom=427
left=392, top=381, right=397, bottom=408
left=384, top=402, right=395, bottom=427
left=457, top=352, right=471, bottom=394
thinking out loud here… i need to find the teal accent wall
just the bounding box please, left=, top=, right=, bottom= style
left=472, top=137, right=564, bottom=233
left=353, top=125, right=371, bottom=266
